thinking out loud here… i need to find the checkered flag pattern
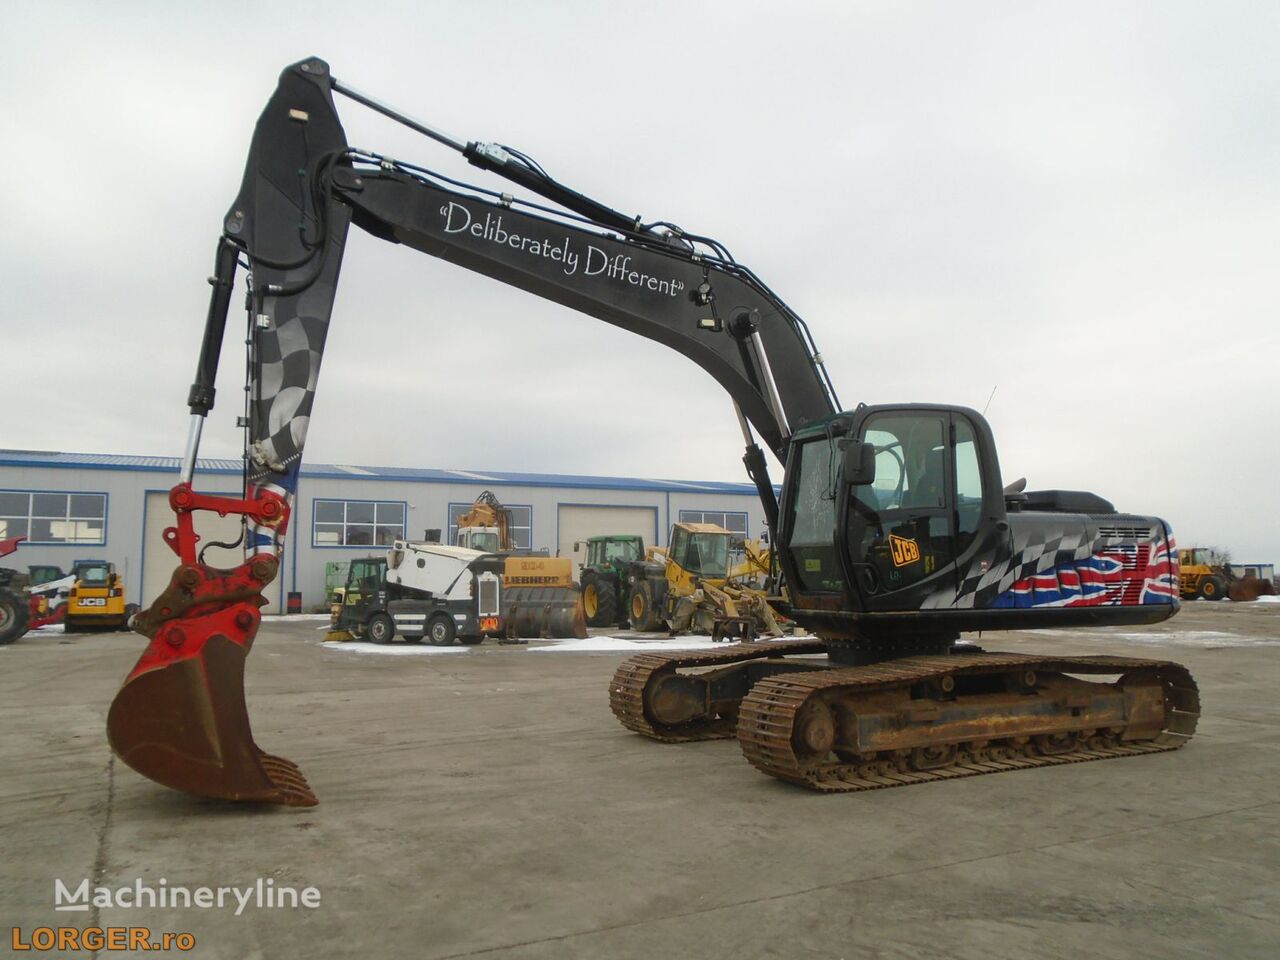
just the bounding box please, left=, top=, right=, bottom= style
left=945, top=524, right=1093, bottom=610
left=248, top=311, right=330, bottom=488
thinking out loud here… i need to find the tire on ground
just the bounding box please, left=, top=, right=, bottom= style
left=368, top=612, right=395, bottom=644
left=584, top=577, right=619, bottom=627
left=427, top=614, right=456, bottom=646
left=628, top=582, right=664, bottom=632
left=1199, top=576, right=1227, bottom=601
left=0, top=589, right=31, bottom=645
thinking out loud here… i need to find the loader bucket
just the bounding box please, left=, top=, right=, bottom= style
left=503, top=586, right=587, bottom=639
left=1228, top=577, right=1276, bottom=602
left=106, top=558, right=316, bottom=806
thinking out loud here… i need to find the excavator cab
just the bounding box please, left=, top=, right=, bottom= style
left=778, top=407, right=977, bottom=609
left=781, top=405, right=999, bottom=617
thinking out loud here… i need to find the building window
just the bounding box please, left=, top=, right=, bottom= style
left=448, top=503, right=532, bottom=550
left=312, top=499, right=406, bottom=547
left=0, top=491, right=107, bottom=545
left=678, top=510, right=748, bottom=536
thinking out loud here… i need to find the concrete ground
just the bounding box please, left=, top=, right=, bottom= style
left=2, top=602, right=1278, bottom=960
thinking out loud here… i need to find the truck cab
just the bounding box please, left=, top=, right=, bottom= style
left=456, top=526, right=502, bottom=552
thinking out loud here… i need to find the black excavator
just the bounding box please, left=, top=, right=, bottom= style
left=106, top=58, right=1197, bottom=806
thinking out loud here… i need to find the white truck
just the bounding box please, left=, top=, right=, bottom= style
left=332, top=540, right=504, bottom=645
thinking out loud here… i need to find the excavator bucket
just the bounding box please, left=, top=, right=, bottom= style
left=106, top=551, right=317, bottom=806
left=107, top=635, right=315, bottom=806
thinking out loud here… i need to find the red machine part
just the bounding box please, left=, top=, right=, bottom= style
left=106, top=483, right=316, bottom=805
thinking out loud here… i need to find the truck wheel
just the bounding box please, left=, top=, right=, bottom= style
left=427, top=615, right=456, bottom=646
left=628, top=583, right=664, bottom=633
left=583, top=578, right=618, bottom=627
left=457, top=634, right=484, bottom=645
left=1199, top=576, right=1227, bottom=601
left=0, top=589, right=30, bottom=645
left=367, top=613, right=395, bottom=644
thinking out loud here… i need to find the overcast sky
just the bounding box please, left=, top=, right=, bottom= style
left=4, top=1, right=1277, bottom=561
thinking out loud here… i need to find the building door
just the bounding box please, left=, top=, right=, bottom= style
left=557, top=505, right=658, bottom=574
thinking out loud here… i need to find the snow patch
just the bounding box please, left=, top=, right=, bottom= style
left=529, top=634, right=816, bottom=653
left=1070, top=630, right=1280, bottom=648
left=323, top=641, right=471, bottom=655
left=530, top=635, right=734, bottom=653
left=271, top=614, right=334, bottom=622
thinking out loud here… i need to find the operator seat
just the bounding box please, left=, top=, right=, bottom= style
left=904, top=448, right=946, bottom=509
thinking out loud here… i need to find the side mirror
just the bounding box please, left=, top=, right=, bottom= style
left=841, top=441, right=876, bottom=486
left=573, top=541, right=581, bottom=552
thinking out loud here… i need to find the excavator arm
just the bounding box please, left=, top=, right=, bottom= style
left=107, top=57, right=839, bottom=805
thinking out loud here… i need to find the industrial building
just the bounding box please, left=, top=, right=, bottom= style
left=0, top=449, right=768, bottom=613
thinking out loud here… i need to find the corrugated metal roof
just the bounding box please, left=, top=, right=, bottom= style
left=0, top=449, right=762, bottom=495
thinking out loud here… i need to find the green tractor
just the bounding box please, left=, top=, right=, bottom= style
left=576, top=535, right=646, bottom=628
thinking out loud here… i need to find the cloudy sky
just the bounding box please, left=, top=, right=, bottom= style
left=4, top=1, right=1277, bottom=560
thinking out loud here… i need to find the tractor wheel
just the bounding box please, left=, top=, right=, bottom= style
left=427, top=614, right=456, bottom=646
left=0, top=588, right=30, bottom=645
left=1199, top=576, right=1227, bottom=601
left=367, top=613, right=396, bottom=644
left=121, top=603, right=141, bottom=631
left=628, top=583, right=664, bottom=633
left=583, top=577, right=618, bottom=627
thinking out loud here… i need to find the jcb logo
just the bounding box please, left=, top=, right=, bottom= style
left=78, top=598, right=107, bottom=607
left=889, top=535, right=920, bottom=568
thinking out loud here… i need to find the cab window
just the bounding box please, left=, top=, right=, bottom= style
left=846, top=413, right=951, bottom=595
left=604, top=539, right=640, bottom=563
left=785, top=437, right=842, bottom=591
left=75, top=564, right=110, bottom=585
left=954, top=418, right=983, bottom=552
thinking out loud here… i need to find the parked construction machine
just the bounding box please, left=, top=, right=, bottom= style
left=454, top=490, right=584, bottom=638
left=0, top=538, right=78, bottom=643
left=578, top=534, right=645, bottom=628
left=625, top=523, right=786, bottom=640
left=1178, top=546, right=1276, bottom=602
left=105, top=58, right=1197, bottom=807
left=328, top=541, right=503, bottom=644
left=64, top=561, right=138, bottom=632
left=0, top=537, right=33, bottom=645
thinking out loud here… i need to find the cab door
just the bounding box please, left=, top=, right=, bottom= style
left=843, top=410, right=957, bottom=611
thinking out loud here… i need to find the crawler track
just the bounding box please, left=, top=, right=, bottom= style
left=608, top=639, right=828, bottom=741
left=737, top=652, right=1199, bottom=792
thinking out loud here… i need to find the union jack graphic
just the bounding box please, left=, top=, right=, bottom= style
left=993, top=536, right=1178, bottom=609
